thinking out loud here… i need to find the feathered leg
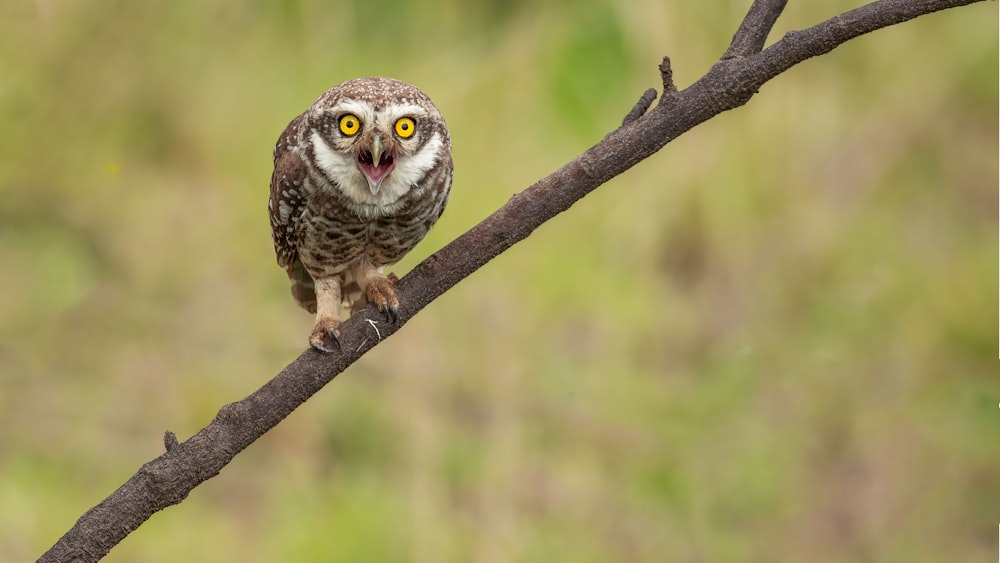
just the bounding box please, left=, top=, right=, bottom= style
left=309, top=276, right=342, bottom=352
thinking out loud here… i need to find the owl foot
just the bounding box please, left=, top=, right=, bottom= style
left=365, top=273, right=400, bottom=324
left=309, top=318, right=342, bottom=353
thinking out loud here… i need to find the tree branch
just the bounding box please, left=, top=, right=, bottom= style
left=39, top=0, right=988, bottom=560
left=723, top=0, right=788, bottom=59
left=622, top=88, right=658, bottom=127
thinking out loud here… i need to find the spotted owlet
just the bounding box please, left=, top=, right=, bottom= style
left=268, top=77, right=453, bottom=351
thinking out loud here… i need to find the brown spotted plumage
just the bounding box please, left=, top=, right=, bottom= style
left=269, top=77, right=453, bottom=351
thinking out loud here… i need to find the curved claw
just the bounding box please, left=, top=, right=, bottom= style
left=365, top=275, right=401, bottom=325
left=384, top=304, right=399, bottom=324
left=310, top=333, right=340, bottom=353
left=308, top=320, right=341, bottom=353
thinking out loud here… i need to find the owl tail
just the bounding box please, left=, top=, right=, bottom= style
left=287, top=258, right=317, bottom=314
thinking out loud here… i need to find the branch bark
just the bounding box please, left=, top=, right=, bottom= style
left=39, top=0, right=988, bottom=560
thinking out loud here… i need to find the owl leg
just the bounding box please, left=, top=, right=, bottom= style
left=356, top=265, right=400, bottom=324
left=309, top=277, right=343, bottom=352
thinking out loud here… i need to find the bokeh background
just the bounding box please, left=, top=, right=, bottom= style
left=1, top=0, right=997, bottom=561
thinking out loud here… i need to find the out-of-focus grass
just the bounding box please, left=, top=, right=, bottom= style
left=0, top=1, right=996, bottom=561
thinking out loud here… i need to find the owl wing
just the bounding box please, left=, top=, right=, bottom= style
left=269, top=113, right=318, bottom=312
left=269, top=113, right=307, bottom=270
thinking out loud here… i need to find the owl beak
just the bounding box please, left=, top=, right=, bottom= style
left=357, top=135, right=395, bottom=194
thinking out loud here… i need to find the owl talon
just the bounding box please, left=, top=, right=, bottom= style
left=309, top=330, right=340, bottom=352
left=365, top=275, right=401, bottom=325
left=309, top=320, right=342, bottom=352
left=311, top=337, right=338, bottom=353
left=384, top=304, right=399, bottom=324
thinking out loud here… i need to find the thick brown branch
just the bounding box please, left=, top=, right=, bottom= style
left=39, top=0, right=989, bottom=560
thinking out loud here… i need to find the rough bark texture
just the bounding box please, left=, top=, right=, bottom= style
left=39, top=0, right=988, bottom=560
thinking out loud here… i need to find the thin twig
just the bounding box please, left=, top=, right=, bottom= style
left=659, top=56, right=677, bottom=93
left=622, top=88, right=658, bottom=126
left=656, top=56, right=679, bottom=109
left=724, top=0, right=788, bottom=59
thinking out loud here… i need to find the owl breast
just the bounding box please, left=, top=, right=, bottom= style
left=296, top=146, right=452, bottom=280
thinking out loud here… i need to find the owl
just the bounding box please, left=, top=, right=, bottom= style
left=269, top=77, right=453, bottom=351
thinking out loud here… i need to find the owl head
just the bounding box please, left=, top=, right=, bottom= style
left=303, top=77, right=451, bottom=209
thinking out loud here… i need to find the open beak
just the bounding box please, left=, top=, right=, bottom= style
left=356, top=135, right=395, bottom=194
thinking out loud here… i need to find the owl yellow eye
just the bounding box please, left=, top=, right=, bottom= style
left=339, top=114, right=360, bottom=136
left=394, top=117, right=415, bottom=139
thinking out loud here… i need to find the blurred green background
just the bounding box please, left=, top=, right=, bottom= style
left=1, top=0, right=997, bottom=561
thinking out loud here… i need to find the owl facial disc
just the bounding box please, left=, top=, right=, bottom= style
left=357, top=135, right=395, bottom=194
